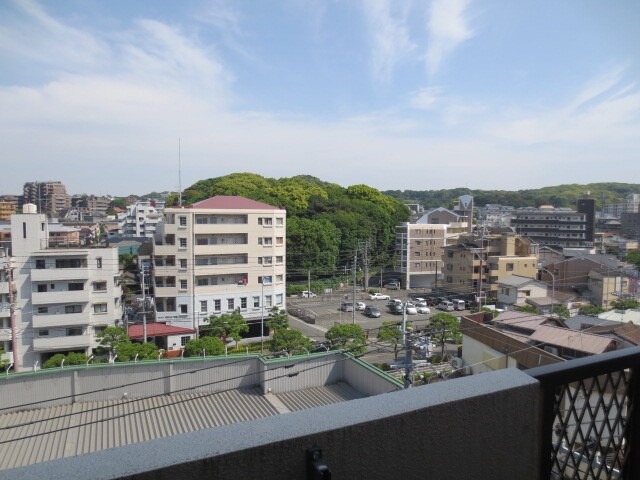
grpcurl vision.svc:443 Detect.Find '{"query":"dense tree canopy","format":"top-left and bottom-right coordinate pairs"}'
top-left (385, 183), bottom-right (640, 210)
top-left (168, 174), bottom-right (410, 275)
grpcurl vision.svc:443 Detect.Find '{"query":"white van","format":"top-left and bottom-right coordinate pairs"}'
top-left (451, 299), bottom-right (466, 311)
top-left (438, 300), bottom-right (454, 311)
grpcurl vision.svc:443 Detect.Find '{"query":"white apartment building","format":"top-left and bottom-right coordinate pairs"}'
top-left (153, 196), bottom-right (286, 331)
top-left (396, 223), bottom-right (447, 289)
top-left (3, 206), bottom-right (122, 371)
top-left (118, 201), bottom-right (163, 237)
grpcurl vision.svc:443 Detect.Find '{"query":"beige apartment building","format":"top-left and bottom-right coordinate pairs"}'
top-left (443, 234), bottom-right (538, 300)
top-left (22, 181), bottom-right (71, 216)
top-left (396, 223), bottom-right (447, 288)
top-left (2, 206), bottom-right (122, 372)
top-left (153, 196), bottom-right (286, 332)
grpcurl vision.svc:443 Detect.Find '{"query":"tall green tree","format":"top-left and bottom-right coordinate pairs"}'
top-left (183, 337), bottom-right (225, 357)
top-left (377, 321), bottom-right (406, 360)
top-left (270, 329), bottom-right (312, 356)
top-left (325, 324), bottom-right (367, 355)
top-left (428, 313), bottom-right (461, 348)
top-left (207, 311), bottom-right (249, 347)
top-left (97, 326), bottom-right (129, 353)
top-left (266, 307), bottom-right (289, 331)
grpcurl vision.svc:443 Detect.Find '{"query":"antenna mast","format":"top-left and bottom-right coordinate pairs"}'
top-left (178, 138), bottom-right (183, 207)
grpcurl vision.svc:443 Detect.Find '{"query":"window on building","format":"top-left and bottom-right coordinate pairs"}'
top-left (506, 263), bottom-right (514, 271)
top-left (228, 298), bottom-right (234, 310)
top-left (200, 300), bottom-right (207, 313)
top-left (96, 257), bottom-right (102, 269)
top-left (93, 303), bottom-right (107, 313)
top-left (179, 216), bottom-right (187, 226)
top-left (265, 295), bottom-right (273, 307)
top-left (180, 259), bottom-right (187, 269)
top-left (67, 328), bottom-right (83, 336)
top-left (276, 256), bottom-right (283, 264)
top-left (214, 299), bottom-right (221, 311)
top-left (180, 279), bottom-right (188, 290)
top-left (35, 259), bottom-right (45, 269)
top-left (259, 237), bottom-right (273, 246)
top-left (181, 336), bottom-right (190, 346)
top-left (37, 307), bottom-right (48, 314)
top-left (180, 304), bottom-right (188, 314)
top-left (68, 282), bottom-right (84, 291)
top-left (258, 257), bottom-right (263, 265)
top-left (197, 278), bottom-right (209, 286)
top-left (276, 237), bottom-right (283, 245)
top-left (263, 256), bottom-right (272, 265)
top-left (39, 329), bottom-right (49, 336)
top-left (179, 238), bottom-right (187, 248)
top-left (37, 284), bottom-right (47, 292)
top-left (253, 296), bottom-right (260, 308)
top-left (276, 217), bottom-right (283, 226)
top-left (56, 258), bottom-right (85, 268)
top-left (259, 276), bottom-right (272, 285)
top-left (93, 281), bottom-right (107, 291)
top-left (276, 294), bottom-right (283, 305)
top-left (415, 252), bottom-right (420, 256)
top-left (276, 274), bottom-right (283, 283)
top-left (241, 297), bottom-right (247, 309)
top-left (66, 304), bottom-right (82, 314)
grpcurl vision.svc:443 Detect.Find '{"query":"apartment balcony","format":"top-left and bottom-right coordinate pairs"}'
top-left (193, 224), bottom-right (249, 234)
top-left (0, 282), bottom-right (8, 294)
top-left (10, 346), bottom-right (640, 479)
top-left (0, 327), bottom-right (12, 341)
top-left (31, 268), bottom-right (90, 282)
top-left (31, 312), bottom-right (90, 329)
top-left (32, 335), bottom-right (91, 352)
top-left (31, 290), bottom-right (90, 305)
top-left (153, 244), bottom-right (177, 255)
top-left (193, 245), bottom-right (249, 255)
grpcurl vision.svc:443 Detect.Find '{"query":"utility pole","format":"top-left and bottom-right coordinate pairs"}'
top-left (402, 304), bottom-right (413, 389)
top-left (308, 269), bottom-right (311, 295)
top-left (3, 251), bottom-right (18, 371)
top-left (361, 240), bottom-right (369, 292)
top-left (352, 250), bottom-right (357, 324)
top-left (141, 264), bottom-right (147, 343)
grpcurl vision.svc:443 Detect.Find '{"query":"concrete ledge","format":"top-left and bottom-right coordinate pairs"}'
top-left (2, 368), bottom-right (541, 480)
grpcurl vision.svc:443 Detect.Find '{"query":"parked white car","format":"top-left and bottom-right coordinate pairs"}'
top-left (299, 291), bottom-right (317, 298)
top-left (416, 305), bottom-right (431, 314)
top-left (405, 303), bottom-right (418, 315)
top-left (355, 302), bottom-right (366, 311)
top-left (369, 292), bottom-right (390, 301)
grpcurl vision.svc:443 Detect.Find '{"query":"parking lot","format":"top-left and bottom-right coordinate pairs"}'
top-left (287, 289), bottom-right (470, 337)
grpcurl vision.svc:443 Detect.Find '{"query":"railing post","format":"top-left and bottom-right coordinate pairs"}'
top-left (537, 382), bottom-right (557, 480)
top-left (626, 366), bottom-right (640, 478)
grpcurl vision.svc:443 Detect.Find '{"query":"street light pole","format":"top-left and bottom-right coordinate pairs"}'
top-left (538, 264), bottom-right (555, 314)
top-left (260, 281), bottom-right (264, 354)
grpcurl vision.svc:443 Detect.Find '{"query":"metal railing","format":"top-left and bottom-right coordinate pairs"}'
top-left (528, 345), bottom-right (640, 479)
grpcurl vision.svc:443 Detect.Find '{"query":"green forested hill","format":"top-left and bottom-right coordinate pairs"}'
top-left (384, 183), bottom-right (640, 210)
top-left (167, 173), bottom-right (410, 276)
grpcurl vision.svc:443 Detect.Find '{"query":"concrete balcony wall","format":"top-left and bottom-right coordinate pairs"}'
top-left (31, 290), bottom-right (90, 305)
top-left (0, 327), bottom-right (12, 341)
top-left (31, 268), bottom-right (90, 282)
top-left (193, 224), bottom-right (250, 234)
top-left (31, 312), bottom-right (89, 329)
top-left (32, 335), bottom-right (91, 352)
top-left (0, 282), bottom-right (8, 294)
top-left (2, 368), bottom-right (541, 480)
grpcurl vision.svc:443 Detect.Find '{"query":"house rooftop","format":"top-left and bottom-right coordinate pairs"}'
top-left (189, 196), bottom-right (284, 211)
top-left (498, 275), bottom-right (545, 288)
top-left (528, 325), bottom-right (616, 355)
top-left (127, 323), bottom-right (196, 339)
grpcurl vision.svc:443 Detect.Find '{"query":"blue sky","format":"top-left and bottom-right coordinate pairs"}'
top-left (1, 0), bottom-right (639, 197)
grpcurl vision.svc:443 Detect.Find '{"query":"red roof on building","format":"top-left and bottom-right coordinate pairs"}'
top-left (128, 323), bottom-right (195, 339)
top-left (190, 195), bottom-right (284, 211)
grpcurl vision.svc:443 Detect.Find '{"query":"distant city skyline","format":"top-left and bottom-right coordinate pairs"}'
top-left (1, 0), bottom-right (639, 196)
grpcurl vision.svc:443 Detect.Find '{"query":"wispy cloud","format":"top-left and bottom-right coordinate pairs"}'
top-left (410, 86), bottom-right (441, 110)
top-left (361, 0), bottom-right (416, 82)
top-left (0, 0), bottom-right (110, 70)
top-left (425, 0), bottom-right (473, 76)
top-left (485, 67), bottom-right (640, 145)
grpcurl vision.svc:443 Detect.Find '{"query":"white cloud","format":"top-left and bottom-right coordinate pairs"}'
top-left (0, 0), bottom-right (110, 70)
top-left (425, 0), bottom-right (473, 76)
top-left (410, 86), bottom-right (441, 110)
top-left (485, 67), bottom-right (640, 145)
top-left (361, 0), bottom-right (416, 82)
